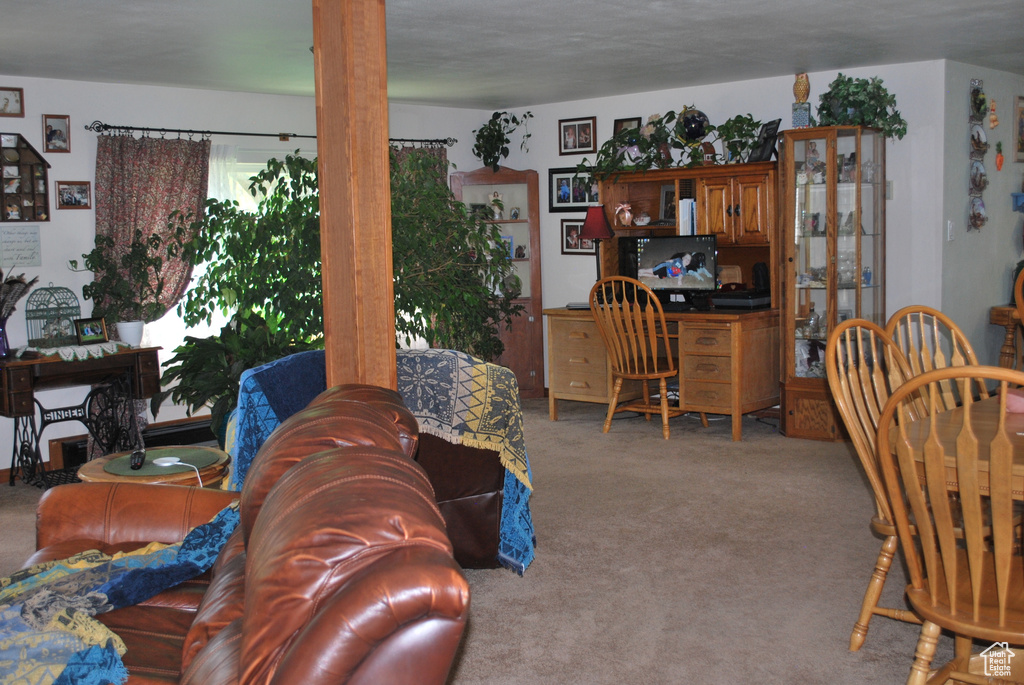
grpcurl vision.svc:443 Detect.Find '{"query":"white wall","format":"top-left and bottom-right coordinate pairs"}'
top-left (941, 63), bottom-right (1024, 366)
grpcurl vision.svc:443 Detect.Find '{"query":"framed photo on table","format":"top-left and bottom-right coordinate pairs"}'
top-left (549, 167), bottom-right (597, 212)
top-left (42, 114), bottom-right (70, 152)
top-left (558, 116), bottom-right (597, 155)
top-left (0, 88), bottom-right (24, 117)
top-left (74, 317), bottom-right (108, 345)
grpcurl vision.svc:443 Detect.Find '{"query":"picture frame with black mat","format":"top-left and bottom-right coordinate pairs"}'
top-left (746, 118), bottom-right (781, 163)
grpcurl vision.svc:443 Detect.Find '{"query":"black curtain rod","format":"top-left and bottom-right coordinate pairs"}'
top-left (84, 120), bottom-right (456, 147)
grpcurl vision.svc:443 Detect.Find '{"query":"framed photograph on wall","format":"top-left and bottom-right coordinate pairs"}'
top-left (1016, 97), bottom-right (1024, 162)
top-left (613, 117), bottom-right (641, 136)
top-left (74, 317), bottom-right (108, 345)
top-left (0, 88), bottom-right (24, 117)
top-left (42, 114), bottom-right (70, 152)
top-left (56, 181), bottom-right (91, 209)
top-left (549, 167), bottom-right (597, 212)
top-left (558, 116), bottom-right (597, 155)
top-left (561, 218), bottom-right (596, 255)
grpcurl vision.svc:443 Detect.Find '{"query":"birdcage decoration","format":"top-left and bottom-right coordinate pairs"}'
top-left (25, 283), bottom-right (80, 348)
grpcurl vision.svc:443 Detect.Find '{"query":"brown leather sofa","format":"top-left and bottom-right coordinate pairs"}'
top-left (25, 385), bottom-right (470, 684)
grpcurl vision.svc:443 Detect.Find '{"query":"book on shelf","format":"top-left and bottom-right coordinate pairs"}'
top-left (678, 199), bottom-right (696, 235)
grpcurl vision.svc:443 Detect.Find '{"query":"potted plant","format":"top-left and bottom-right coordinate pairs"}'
top-left (472, 110), bottom-right (533, 172)
top-left (69, 227), bottom-right (183, 345)
top-left (712, 113), bottom-right (762, 163)
top-left (815, 73), bottom-right (908, 140)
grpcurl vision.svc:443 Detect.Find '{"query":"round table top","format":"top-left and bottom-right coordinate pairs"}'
top-left (77, 445), bottom-right (230, 487)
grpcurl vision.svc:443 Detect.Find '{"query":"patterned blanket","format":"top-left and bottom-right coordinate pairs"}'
top-left (396, 349), bottom-right (535, 573)
top-left (0, 505), bottom-right (239, 685)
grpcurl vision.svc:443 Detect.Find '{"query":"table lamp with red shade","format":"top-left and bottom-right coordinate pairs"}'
top-left (580, 205), bottom-right (615, 281)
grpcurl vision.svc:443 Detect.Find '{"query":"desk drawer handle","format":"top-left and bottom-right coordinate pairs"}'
top-left (696, 363), bottom-right (720, 373)
top-left (569, 331), bottom-right (589, 339)
top-left (568, 356), bottom-right (590, 365)
top-left (696, 336), bottom-right (719, 346)
top-left (569, 380), bottom-right (591, 389)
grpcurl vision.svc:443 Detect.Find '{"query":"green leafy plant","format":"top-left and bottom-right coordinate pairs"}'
top-left (69, 227), bottom-right (184, 324)
top-left (172, 152), bottom-right (323, 343)
top-left (390, 147), bottom-right (522, 360)
top-left (713, 113), bottom-right (762, 163)
top-left (472, 111), bottom-right (533, 172)
top-left (151, 310), bottom-right (316, 440)
top-left (815, 73), bottom-right (908, 140)
top-left (153, 148), bottom-right (521, 430)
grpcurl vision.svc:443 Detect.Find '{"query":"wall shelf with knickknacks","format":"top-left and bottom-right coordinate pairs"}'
top-left (1, 133), bottom-right (50, 222)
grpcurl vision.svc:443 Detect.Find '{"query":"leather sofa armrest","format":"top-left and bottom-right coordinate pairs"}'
top-left (36, 482), bottom-right (239, 550)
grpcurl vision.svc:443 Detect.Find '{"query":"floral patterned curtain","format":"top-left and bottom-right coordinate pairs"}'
top-left (390, 143), bottom-right (448, 177)
top-left (94, 135), bottom-right (211, 319)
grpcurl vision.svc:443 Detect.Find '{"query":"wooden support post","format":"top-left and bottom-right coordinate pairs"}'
top-left (312, 0), bottom-right (397, 389)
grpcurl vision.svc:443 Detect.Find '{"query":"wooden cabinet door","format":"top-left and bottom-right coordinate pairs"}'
top-left (495, 299), bottom-right (544, 397)
top-left (697, 177), bottom-right (732, 243)
top-left (732, 173), bottom-right (771, 245)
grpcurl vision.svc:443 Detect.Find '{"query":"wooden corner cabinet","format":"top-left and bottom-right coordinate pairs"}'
top-left (778, 126), bottom-right (885, 440)
top-left (450, 166), bottom-right (544, 398)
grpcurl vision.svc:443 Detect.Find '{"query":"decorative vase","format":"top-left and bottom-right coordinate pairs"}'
top-left (793, 73), bottom-right (810, 104)
top-left (615, 203), bottom-right (632, 227)
top-left (116, 321), bottom-right (145, 347)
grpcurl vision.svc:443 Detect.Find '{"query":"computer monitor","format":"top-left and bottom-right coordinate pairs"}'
top-left (619, 234), bottom-right (717, 310)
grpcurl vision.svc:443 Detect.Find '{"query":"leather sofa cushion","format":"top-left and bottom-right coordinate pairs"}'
top-left (310, 384), bottom-right (419, 458)
top-left (181, 549), bottom-right (246, 671)
top-left (239, 400), bottom-right (407, 542)
top-left (237, 447), bottom-right (453, 683)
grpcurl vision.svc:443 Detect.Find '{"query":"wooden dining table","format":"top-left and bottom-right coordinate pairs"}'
top-left (897, 395), bottom-right (1024, 499)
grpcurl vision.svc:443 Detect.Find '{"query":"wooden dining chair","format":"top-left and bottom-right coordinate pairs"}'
top-left (589, 276), bottom-right (705, 439)
top-left (1015, 267), bottom-right (1024, 329)
top-left (825, 318), bottom-right (923, 651)
top-left (885, 305), bottom-right (986, 413)
top-left (877, 365), bottom-right (1024, 685)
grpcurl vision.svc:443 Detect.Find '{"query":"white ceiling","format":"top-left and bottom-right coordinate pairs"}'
top-left (0, 0), bottom-right (1022, 109)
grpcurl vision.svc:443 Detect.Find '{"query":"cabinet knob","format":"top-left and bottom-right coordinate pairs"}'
top-left (734, 204), bottom-right (740, 216)
top-left (726, 205), bottom-right (732, 217)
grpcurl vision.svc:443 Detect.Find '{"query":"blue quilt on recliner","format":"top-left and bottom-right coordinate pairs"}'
top-left (225, 349), bottom-right (535, 573)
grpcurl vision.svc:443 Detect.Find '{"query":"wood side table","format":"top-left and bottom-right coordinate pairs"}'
top-left (77, 445), bottom-right (229, 488)
top-left (989, 305), bottom-right (1019, 369)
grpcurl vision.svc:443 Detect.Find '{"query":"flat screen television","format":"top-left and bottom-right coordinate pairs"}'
top-left (619, 234), bottom-right (717, 310)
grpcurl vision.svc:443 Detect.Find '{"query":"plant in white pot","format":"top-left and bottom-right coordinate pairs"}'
top-left (69, 228), bottom-right (180, 345)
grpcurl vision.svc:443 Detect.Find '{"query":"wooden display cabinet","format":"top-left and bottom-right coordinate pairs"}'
top-left (778, 126), bottom-right (885, 440)
top-left (596, 162), bottom-right (777, 304)
top-left (450, 166), bottom-right (544, 398)
top-left (1, 133), bottom-right (50, 222)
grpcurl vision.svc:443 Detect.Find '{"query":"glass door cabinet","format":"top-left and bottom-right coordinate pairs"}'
top-left (779, 126), bottom-right (885, 440)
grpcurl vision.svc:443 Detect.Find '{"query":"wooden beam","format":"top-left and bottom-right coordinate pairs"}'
top-left (312, 0), bottom-right (397, 389)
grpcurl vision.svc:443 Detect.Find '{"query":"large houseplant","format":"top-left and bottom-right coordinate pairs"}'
top-left (815, 73), bottom-right (908, 140)
top-left (472, 110), bottom-right (533, 172)
top-left (69, 227), bottom-right (183, 343)
top-left (153, 148), bottom-right (520, 430)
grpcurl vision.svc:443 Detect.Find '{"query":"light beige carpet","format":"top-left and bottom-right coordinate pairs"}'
top-left (0, 397), bottom-right (955, 684)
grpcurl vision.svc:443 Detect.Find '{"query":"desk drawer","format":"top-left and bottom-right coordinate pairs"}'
top-left (684, 381), bottom-right (732, 409)
top-left (550, 319), bottom-right (604, 354)
top-left (683, 355), bottom-right (731, 382)
top-left (681, 327), bottom-right (731, 356)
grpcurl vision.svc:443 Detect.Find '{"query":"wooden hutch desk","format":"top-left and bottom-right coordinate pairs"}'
top-left (1, 346), bottom-right (161, 486)
top-left (544, 307), bottom-right (779, 441)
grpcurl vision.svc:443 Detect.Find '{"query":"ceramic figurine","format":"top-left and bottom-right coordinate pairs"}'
top-left (793, 73), bottom-right (810, 103)
top-left (615, 203), bottom-right (632, 227)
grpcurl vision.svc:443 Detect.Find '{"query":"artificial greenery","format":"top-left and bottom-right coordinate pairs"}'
top-left (69, 227), bottom-right (184, 324)
top-left (390, 148), bottom-right (521, 360)
top-left (472, 110), bottom-right (533, 172)
top-left (815, 73), bottom-right (908, 140)
top-left (153, 148), bottom-right (520, 427)
top-left (580, 109), bottom-right (763, 179)
top-left (151, 310), bottom-right (316, 440)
